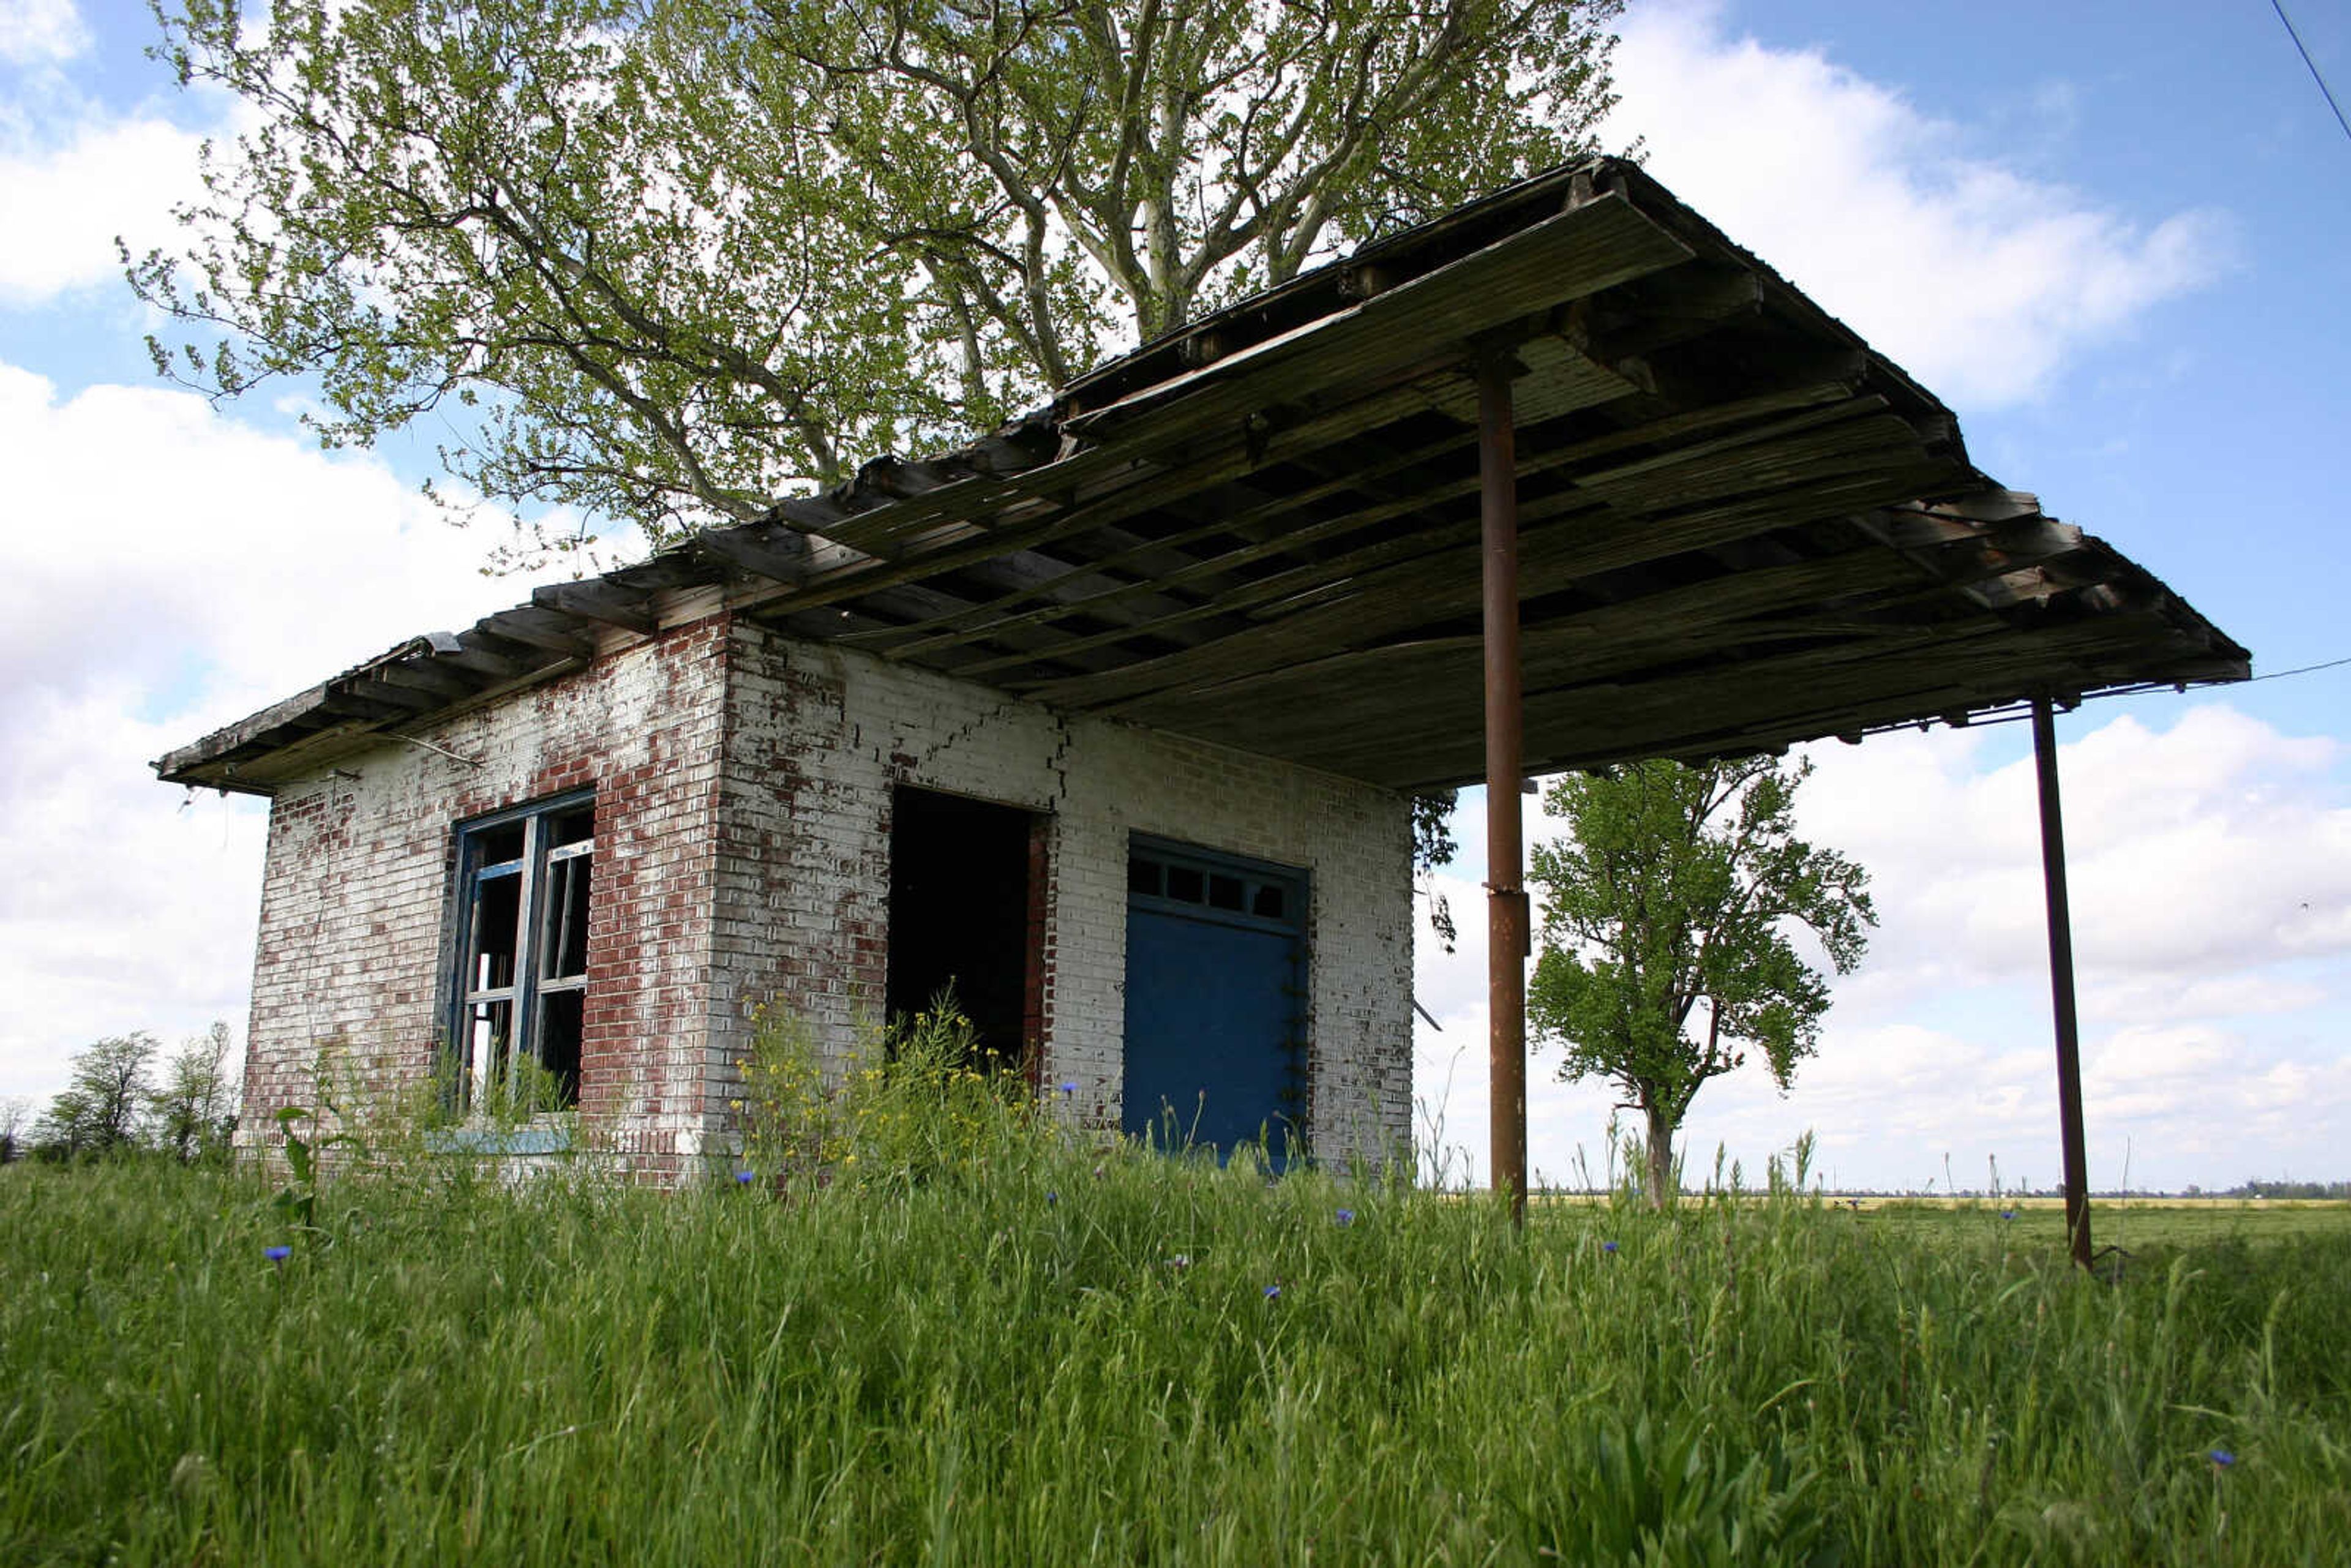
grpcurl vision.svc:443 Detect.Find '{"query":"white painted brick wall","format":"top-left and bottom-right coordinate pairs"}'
top-left (244, 622), bottom-right (733, 1179)
top-left (716, 623), bottom-right (1415, 1167)
top-left (242, 610), bottom-right (1414, 1179)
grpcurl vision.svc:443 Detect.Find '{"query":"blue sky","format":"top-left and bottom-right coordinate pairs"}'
top-left (3, 0), bottom-right (2346, 1189)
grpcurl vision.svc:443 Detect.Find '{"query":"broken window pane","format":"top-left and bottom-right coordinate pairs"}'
top-left (548, 804), bottom-right (594, 851)
top-left (476, 821), bottom-right (526, 869)
top-left (536, 988), bottom-right (583, 1102)
top-left (539, 852), bottom-right (591, 981)
top-left (1166, 865), bottom-right (1204, 904)
top-left (1208, 873), bottom-right (1245, 912)
top-left (468, 868), bottom-right (521, 993)
top-left (451, 792), bottom-right (593, 1115)
top-left (465, 998), bottom-right (512, 1099)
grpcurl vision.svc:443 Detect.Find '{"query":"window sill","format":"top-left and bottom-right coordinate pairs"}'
top-left (422, 1123), bottom-right (575, 1157)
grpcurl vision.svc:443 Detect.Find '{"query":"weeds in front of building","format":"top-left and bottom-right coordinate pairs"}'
top-left (729, 996), bottom-right (1043, 1195)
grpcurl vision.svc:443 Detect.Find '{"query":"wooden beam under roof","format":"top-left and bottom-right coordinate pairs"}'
top-left (692, 522), bottom-right (811, 583)
top-left (373, 659), bottom-right (487, 703)
top-left (880, 387), bottom-right (1900, 674)
top-left (1083, 535), bottom-right (2090, 724)
top-left (481, 606), bottom-right (596, 657)
top-left (858, 422), bottom-right (1488, 659)
top-left (1325, 606), bottom-right (2240, 789)
top-left (1010, 449), bottom-right (1959, 712)
top-left (435, 631), bottom-right (544, 682)
top-left (533, 580), bottom-right (658, 636)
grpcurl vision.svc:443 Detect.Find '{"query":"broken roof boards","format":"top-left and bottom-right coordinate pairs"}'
top-left (157, 156), bottom-right (2248, 796)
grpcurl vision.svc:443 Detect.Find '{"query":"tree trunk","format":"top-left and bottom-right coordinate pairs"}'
top-left (1644, 1101), bottom-right (1676, 1211)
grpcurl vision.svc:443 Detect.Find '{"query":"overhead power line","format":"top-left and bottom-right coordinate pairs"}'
top-left (2240, 653), bottom-right (2351, 685)
top-left (1834, 655), bottom-right (2351, 746)
top-left (2271, 0), bottom-right (2351, 146)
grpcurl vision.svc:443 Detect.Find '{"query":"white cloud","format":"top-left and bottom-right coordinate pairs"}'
top-left (0, 364), bottom-right (541, 726)
top-left (0, 113), bottom-right (206, 306)
top-left (0, 359), bottom-right (558, 1100)
top-left (0, 683), bottom-right (264, 1100)
top-left (1605, 3), bottom-right (2232, 408)
top-left (2081, 1021), bottom-right (2351, 1176)
top-left (1797, 709), bottom-right (2351, 990)
top-left (0, 0), bottom-right (86, 66)
top-left (1414, 707), bottom-right (2351, 1192)
top-left (2083, 971), bottom-right (2329, 1029)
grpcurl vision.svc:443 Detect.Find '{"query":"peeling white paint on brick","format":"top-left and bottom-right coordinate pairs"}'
top-left (242, 612), bottom-right (1412, 1182)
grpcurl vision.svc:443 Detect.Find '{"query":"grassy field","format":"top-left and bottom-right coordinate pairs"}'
top-left (1829, 1196), bottom-right (2351, 1251)
top-left (1511, 1191), bottom-right (2351, 1250)
top-left (4, 1144), bottom-right (2349, 1566)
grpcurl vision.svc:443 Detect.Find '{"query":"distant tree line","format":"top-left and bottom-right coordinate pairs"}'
top-left (0, 1026), bottom-right (240, 1166)
top-left (2197, 1179), bottom-right (2351, 1201)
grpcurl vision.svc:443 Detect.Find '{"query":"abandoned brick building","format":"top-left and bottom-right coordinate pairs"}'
top-left (158, 159), bottom-right (2244, 1182)
top-left (178, 613), bottom-right (1408, 1179)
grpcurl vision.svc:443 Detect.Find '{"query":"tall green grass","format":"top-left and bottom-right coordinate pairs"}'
top-left (4, 1137), bottom-right (2347, 1564)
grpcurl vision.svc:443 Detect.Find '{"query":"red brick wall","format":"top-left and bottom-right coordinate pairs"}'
top-left (239, 610), bottom-right (1414, 1183)
top-left (242, 618), bottom-right (733, 1179)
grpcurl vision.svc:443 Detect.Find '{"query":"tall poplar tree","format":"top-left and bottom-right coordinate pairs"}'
top-left (1528, 757), bottom-right (1875, 1208)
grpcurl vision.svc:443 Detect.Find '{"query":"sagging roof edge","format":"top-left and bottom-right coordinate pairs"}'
top-left (154, 154), bottom-right (2250, 795)
top-left (152, 504), bottom-right (2251, 797)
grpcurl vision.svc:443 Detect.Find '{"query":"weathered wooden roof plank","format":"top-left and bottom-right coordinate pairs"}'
top-left (532, 580), bottom-right (658, 636)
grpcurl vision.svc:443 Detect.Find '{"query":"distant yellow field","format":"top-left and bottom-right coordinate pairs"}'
top-left (1510, 1192), bottom-right (2351, 1211)
top-left (1498, 1191), bottom-right (2351, 1245)
top-left (1820, 1195), bottom-right (2351, 1213)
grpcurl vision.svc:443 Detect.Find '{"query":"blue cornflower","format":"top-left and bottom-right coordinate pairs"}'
top-left (735, 1169), bottom-right (757, 1185)
top-left (1335, 1208), bottom-right (1355, 1226)
top-left (1046, 1191), bottom-right (1059, 1206)
top-left (2210, 1449), bottom-right (2236, 1468)
top-left (1059, 1081), bottom-right (1078, 1095)
top-left (1602, 1240), bottom-right (1618, 1254)
top-left (2001, 1209), bottom-right (2015, 1221)
top-left (264, 1245), bottom-right (291, 1264)
top-left (1263, 1283), bottom-right (1281, 1300)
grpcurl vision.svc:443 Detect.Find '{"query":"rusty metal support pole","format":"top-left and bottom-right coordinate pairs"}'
top-left (1478, 353), bottom-right (1529, 1225)
top-left (2031, 697), bottom-right (2094, 1270)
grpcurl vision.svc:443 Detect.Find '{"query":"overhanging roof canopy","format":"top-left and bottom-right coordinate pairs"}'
top-left (159, 157), bottom-right (2248, 797)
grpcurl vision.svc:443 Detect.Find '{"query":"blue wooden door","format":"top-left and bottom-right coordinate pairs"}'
top-left (1122, 840), bottom-right (1306, 1164)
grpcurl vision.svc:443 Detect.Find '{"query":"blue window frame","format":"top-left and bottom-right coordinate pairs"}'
top-left (449, 790), bottom-right (594, 1111)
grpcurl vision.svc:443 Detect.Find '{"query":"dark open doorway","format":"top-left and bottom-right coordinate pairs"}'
top-left (885, 786), bottom-right (1043, 1074)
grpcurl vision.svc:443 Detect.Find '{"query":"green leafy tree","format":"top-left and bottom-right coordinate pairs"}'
top-left (770, 0), bottom-right (1623, 371)
top-left (1413, 787), bottom-right (1461, 949)
top-left (1528, 757), bottom-right (1874, 1208)
top-left (150, 1022), bottom-right (242, 1164)
top-left (131, 0), bottom-right (1621, 549)
top-left (32, 1033), bottom-right (163, 1158)
top-left (133, 0), bottom-right (943, 548)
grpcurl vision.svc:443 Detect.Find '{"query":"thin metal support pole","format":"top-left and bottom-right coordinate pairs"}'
top-left (1478, 353), bottom-right (1528, 1226)
top-left (2031, 697), bottom-right (2094, 1270)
